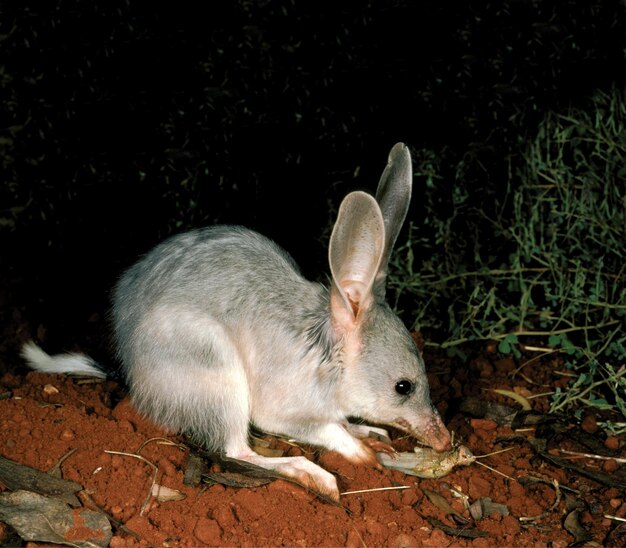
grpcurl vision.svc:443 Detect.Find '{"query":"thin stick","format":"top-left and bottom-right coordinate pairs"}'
top-left (341, 485), bottom-right (411, 496)
top-left (559, 449), bottom-right (626, 464)
top-left (527, 391), bottom-right (556, 399)
top-left (520, 345), bottom-right (555, 353)
top-left (136, 437), bottom-right (185, 454)
top-left (605, 515), bottom-right (626, 523)
top-left (105, 450), bottom-right (159, 515)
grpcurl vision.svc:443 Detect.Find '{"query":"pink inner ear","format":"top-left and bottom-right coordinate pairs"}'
top-left (342, 280), bottom-right (367, 317)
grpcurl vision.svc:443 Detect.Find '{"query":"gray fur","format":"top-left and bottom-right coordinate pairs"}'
top-left (23, 143), bottom-right (451, 499)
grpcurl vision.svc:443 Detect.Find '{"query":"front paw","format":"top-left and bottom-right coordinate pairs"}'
top-left (347, 423), bottom-right (392, 444)
top-left (343, 440), bottom-right (382, 469)
top-left (362, 437), bottom-right (396, 455)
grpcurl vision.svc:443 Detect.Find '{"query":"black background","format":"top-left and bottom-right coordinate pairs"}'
top-left (1, 0), bottom-right (624, 356)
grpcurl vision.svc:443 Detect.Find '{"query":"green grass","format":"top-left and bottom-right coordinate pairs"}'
top-left (390, 86), bottom-right (626, 428)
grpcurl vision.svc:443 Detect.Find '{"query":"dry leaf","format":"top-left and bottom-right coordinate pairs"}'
top-left (183, 453), bottom-right (209, 486)
top-left (564, 509), bottom-right (593, 544)
top-left (151, 484), bottom-right (186, 502)
top-left (491, 389), bottom-right (532, 410)
top-left (204, 472), bottom-right (273, 488)
top-left (422, 489), bottom-right (465, 520)
top-left (469, 497), bottom-right (510, 520)
top-left (458, 397), bottom-right (519, 426)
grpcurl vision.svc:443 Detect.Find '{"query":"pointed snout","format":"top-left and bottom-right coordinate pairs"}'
top-left (428, 428), bottom-right (452, 452)
top-left (394, 409), bottom-right (452, 453)
top-left (420, 412), bottom-right (452, 452)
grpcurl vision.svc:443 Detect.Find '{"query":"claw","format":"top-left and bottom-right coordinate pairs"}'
top-left (362, 438), bottom-right (396, 455)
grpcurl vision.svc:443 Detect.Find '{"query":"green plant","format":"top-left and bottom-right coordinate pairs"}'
top-left (389, 86), bottom-right (626, 424)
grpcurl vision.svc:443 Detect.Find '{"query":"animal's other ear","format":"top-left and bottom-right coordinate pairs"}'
top-left (373, 143), bottom-right (412, 296)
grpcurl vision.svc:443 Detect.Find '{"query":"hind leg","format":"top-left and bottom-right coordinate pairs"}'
top-left (126, 311), bottom-right (254, 453)
top-left (225, 441), bottom-right (340, 500)
top-left (130, 313), bottom-right (341, 499)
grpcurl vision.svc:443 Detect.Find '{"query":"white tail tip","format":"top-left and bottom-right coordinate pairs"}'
top-left (21, 341), bottom-right (107, 379)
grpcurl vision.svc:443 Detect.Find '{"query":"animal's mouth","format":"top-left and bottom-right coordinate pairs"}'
top-left (390, 416), bottom-right (452, 453)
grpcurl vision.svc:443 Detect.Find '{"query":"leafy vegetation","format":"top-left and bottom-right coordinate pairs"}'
top-left (390, 86), bottom-right (626, 426)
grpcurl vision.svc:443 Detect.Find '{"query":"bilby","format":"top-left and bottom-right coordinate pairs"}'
top-left (22, 143), bottom-right (451, 500)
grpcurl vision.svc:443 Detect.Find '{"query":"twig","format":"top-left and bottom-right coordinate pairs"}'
top-left (527, 391), bottom-right (556, 399)
top-left (559, 449), bottom-right (626, 464)
top-left (605, 515), bottom-right (626, 523)
top-left (341, 485), bottom-right (411, 496)
top-left (104, 450), bottom-right (159, 515)
top-left (136, 437), bottom-right (186, 454)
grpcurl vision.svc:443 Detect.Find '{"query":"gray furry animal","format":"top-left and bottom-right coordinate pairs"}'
top-left (22, 143), bottom-right (451, 500)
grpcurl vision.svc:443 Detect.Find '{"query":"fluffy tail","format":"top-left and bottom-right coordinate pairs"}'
top-left (21, 341), bottom-right (107, 379)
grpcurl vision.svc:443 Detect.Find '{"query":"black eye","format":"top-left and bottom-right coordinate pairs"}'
top-left (395, 379), bottom-right (414, 395)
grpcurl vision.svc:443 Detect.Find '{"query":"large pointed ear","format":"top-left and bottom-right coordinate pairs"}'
top-left (328, 191), bottom-right (385, 333)
top-left (373, 142), bottom-right (413, 294)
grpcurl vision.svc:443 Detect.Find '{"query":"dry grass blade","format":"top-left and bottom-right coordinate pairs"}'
top-left (136, 437), bottom-right (186, 454)
top-left (605, 515), bottom-right (626, 523)
top-left (341, 485), bottom-right (410, 496)
top-left (490, 389), bottom-right (532, 410)
top-left (104, 450), bottom-right (158, 516)
top-left (559, 449), bottom-right (626, 464)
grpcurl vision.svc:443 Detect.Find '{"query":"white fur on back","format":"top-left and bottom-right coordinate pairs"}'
top-left (20, 341), bottom-right (107, 379)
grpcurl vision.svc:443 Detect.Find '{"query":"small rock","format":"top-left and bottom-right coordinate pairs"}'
top-left (602, 458), bottom-right (619, 474)
top-left (194, 517), bottom-right (222, 545)
top-left (581, 414), bottom-right (597, 434)
top-left (393, 532), bottom-right (419, 548)
top-left (485, 341), bottom-right (498, 354)
top-left (109, 505), bottom-right (123, 519)
top-left (60, 429), bottom-right (75, 441)
top-left (470, 418), bottom-right (498, 431)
